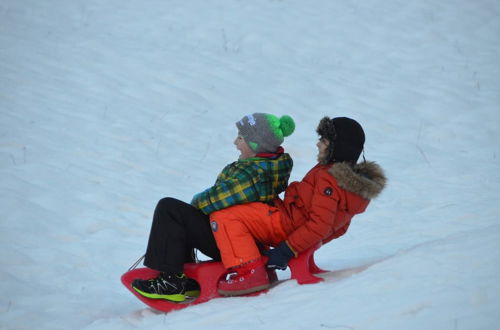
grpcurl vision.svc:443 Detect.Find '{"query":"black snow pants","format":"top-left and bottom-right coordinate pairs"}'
top-left (143, 197), bottom-right (221, 274)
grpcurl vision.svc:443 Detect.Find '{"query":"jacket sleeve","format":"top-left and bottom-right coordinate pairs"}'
top-left (286, 171), bottom-right (340, 253)
top-left (191, 165), bottom-right (262, 215)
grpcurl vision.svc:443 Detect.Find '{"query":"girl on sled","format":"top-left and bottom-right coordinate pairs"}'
top-left (210, 116), bottom-right (387, 296)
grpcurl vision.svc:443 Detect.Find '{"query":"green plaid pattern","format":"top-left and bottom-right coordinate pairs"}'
top-left (191, 153), bottom-right (293, 215)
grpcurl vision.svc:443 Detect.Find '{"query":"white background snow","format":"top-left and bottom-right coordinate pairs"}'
top-left (1, 0), bottom-right (499, 329)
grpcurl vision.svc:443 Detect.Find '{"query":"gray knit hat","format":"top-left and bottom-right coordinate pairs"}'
top-left (236, 113), bottom-right (295, 153)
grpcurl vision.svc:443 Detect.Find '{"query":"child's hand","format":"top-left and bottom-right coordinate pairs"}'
top-left (263, 241), bottom-right (295, 270)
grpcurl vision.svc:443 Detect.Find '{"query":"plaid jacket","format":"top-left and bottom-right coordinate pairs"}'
top-left (191, 153), bottom-right (293, 215)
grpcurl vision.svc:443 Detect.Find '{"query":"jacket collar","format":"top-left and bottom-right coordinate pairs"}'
top-left (328, 161), bottom-right (387, 199)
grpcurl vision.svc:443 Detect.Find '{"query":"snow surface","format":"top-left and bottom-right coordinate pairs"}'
top-left (1, 0), bottom-right (499, 329)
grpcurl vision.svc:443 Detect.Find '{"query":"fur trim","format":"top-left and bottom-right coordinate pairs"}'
top-left (329, 161), bottom-right (387, 200)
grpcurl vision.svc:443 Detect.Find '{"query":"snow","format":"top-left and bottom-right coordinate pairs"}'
top-left (1, 0), bottom-right (499, 329)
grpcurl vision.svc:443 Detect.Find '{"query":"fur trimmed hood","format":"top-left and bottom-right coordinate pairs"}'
top-left (329, 161), bottom-right (386, 200)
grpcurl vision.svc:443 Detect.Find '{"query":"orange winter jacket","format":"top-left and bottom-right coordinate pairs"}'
top-left (275, 161), bottom-right (386, 253)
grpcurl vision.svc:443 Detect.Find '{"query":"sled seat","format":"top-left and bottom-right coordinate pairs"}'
top-left (179, 241), bottom-right (328, 300)
top-left (183, 241), bottom-right (327, 295)
top-left (183, 260), bottom-right (226, 303)
top-left (122, 242), bottom-right (328, 312)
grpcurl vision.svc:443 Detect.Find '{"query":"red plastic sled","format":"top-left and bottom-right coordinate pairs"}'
top-left (121, 242), bottom-right (327, 313)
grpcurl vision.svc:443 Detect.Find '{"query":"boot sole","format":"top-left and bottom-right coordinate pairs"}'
top-left (218, 283), bottom-right (271, 297)
top-left (132, 287), bottom-right (186, 302)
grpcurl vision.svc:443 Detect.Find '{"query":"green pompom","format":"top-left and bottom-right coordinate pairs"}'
top-left (279, 115), bottom-right (295, 137)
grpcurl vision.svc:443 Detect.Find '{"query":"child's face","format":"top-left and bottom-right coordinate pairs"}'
top-left (234, 135), bottom-right (256, 159)
top-left (316, 137), bottom-right (330, 163)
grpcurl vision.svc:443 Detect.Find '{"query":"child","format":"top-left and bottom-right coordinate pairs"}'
top-left (131, 113), bottom-right (295, 302)
top-left (210, 117), bottom-right (387, 296)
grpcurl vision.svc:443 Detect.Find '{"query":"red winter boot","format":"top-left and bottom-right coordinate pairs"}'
top-left (218, 257), bottom-right (271, 296)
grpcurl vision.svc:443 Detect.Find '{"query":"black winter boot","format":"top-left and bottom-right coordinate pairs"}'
top-left (185, 277), bottom-right (201, 298)
top-left (132, 273), bottom-right (195, 302)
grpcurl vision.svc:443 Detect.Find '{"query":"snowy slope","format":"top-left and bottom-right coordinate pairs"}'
top-left (1, 0), bottom-right (499, 329)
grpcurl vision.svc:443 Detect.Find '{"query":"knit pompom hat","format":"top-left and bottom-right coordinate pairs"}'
top-left (236, 113), bottom-right (295, 153)
top-left (316, 116), bottom-right (365, 164)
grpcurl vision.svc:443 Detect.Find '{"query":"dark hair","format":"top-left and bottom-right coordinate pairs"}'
top-left (316, 117), bottom-right (337, 164)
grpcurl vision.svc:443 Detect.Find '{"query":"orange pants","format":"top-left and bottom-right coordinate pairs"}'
top-left (209, 202), bottom-right (288, 268)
